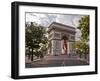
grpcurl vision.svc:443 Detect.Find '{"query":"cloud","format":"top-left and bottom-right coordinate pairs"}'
top-left (26, 13), bottom-right (87, 40)
top-left (26, 13), bottom-right (54, 27)
top-left (26, 13), bottom-right (83, 28)
top-left (26, 13), bottom-right (57, 27)
top-left (55, 14), bottom-right (83, 27)
top-left (26, 13), bottom-right (41, 24)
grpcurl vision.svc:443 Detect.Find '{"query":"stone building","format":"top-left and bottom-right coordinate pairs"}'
top-left (47, 22), bottom-right (76, 56)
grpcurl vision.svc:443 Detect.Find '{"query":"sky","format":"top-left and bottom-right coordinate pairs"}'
top-left (25, 12), bottom-right (86, 40)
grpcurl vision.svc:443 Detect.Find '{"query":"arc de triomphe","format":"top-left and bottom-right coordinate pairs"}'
top-left (48, 22), bottom-right (76, 56)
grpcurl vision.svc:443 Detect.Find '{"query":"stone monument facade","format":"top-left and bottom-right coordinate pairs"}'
top-left (48, 22), bottom-right (76, 56)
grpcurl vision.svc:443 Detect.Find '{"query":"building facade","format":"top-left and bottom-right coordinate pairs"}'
top-left (48, 22), bottom-right (76, 56)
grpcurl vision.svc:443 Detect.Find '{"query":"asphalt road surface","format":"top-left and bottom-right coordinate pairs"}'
top-left (25, 55), bottom-right (89, 68)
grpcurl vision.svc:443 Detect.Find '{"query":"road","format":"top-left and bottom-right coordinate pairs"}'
top-left (25, 54), bottom-right (89, 68)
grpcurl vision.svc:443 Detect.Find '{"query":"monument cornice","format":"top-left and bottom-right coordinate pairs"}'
top-left (48, 22), bottom-right (76, 34)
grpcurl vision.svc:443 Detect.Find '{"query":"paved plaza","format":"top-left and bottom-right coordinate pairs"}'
top-left (25, 54), bottom-right (89, 68)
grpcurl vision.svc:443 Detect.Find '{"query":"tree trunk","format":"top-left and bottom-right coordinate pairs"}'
top-left (79, 51), bottom-right (82, 58)
top-left (28, 47), bottom-right (31, 60)
top-left (79, 54), bottom-right (81, 58)
top-left (31, 48), bottom-right (34, 61)
top-left (84, 54), bottom-right (87, 59)
top-left (84, 50), bottom-right (87, 59)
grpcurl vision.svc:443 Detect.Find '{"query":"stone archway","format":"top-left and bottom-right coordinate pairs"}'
top-left (61, 35), bottom-right (68, 54)
top-left (47, 22), bottom-right (76, 56)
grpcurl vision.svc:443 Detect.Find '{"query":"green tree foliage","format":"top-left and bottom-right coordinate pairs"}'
top-left (76, 16), bottom-right (89, 58)
top-left (78, 16), bottom-right (89, 42)
top-left (75, 41), bottom-right (89, 58)
top-left (25, 22), bottom-right (48, 61)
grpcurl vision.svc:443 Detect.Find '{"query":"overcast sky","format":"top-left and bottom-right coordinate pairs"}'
top-left (25, 12), bottom-right (87, 41)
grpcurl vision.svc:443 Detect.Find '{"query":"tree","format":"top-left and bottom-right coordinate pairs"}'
top-left (25, 22), bottom-right (48, 61)
top-left (75, 41), bottom-right (89, 58)
top-left (76, 16), bottom-right (89, 59)
top-left (78, 16), bottom-right (89, 42)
